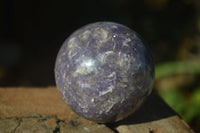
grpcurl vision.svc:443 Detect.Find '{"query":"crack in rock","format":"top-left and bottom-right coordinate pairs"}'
top-left (53, 119), bottom-right (62, 133)
top-left (12, 118), bottom-right (22, 133)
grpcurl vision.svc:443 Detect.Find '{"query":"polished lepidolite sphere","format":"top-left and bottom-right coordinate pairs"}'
top-left (55, 22), bottom-right (154, 123)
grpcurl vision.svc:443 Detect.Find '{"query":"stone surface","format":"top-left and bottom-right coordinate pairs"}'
top-left (0, 118), bottom-right (20, 133)
top-left (116, 116), bottom-right (194, 133)
top-left (0, 87), bottom-right (114, 133)
top-left (0, 87), bottom-right (72, 120)
top-left (14, 117), bottom-right (56, 133)
top-left (0, 116), bottom-right (114, 133)
top-left (59, 115), bottom-right (114, 133)
top-left (0, 87), bottom-right (194, 133)
top-left (55, 22), bottom-right (154, 123)
top-left (111, 92), bottom-right (195, 133)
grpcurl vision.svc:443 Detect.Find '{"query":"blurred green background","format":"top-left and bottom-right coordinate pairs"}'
top-left (0, 0), bottom-right (200, 131)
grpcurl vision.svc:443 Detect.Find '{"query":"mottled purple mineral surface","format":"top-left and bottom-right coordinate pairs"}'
top-left (55, 22), bottom-right (154, 123)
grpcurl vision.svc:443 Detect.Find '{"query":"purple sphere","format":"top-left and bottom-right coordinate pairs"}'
top-left (55, 22), bottom-right (154, 123)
